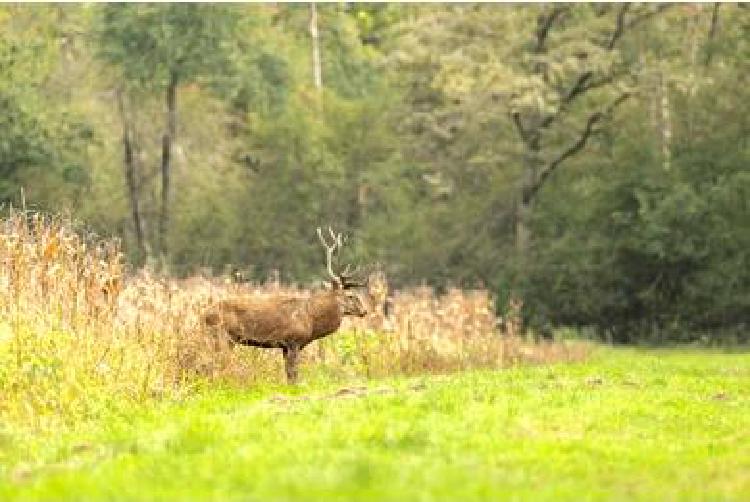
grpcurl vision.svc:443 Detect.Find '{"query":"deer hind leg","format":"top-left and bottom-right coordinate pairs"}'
top-left (212, 329), bottom-right (234, 353)
top-left (282, 345), bottom-right (300, 384)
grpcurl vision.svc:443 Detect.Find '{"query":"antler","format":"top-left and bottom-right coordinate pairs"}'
top-left (338, 263), bottom-right (364, 286)
top-left (317, 226), bottom-right (339, 284)
top-left (316, 226), bottom-right (365, 288)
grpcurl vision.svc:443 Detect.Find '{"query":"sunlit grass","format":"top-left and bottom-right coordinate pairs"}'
top-left (1, 348), bottom-right (748, 501)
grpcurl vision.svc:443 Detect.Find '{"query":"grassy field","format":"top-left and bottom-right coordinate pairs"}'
top-left (2, 347), bottom-right (749, 501)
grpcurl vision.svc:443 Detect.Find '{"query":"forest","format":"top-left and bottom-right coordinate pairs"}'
top-left (1, 3), bottom-right (748, 343)
top-left (2, 5), bottom-right (750, 501)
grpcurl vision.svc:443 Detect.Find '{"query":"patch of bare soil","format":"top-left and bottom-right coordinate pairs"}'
top-left (268, 382), bottom-right (427, 404)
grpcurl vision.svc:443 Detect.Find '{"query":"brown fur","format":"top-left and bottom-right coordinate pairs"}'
top-left (202, 286), bottom-right (368, 383)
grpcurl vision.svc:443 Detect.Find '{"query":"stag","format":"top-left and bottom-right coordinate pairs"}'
top-left (202, 227), bottom-right (369, 383)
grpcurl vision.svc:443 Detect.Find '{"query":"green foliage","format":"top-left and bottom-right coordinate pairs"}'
top-left (0, 13), bottom-right (90, 206)
top-left (96, 4), bottom-right (239, 89)
top-left (522, 58), bottom-right (750, 341)
top-left (0, 4), bottom-right (748, 341)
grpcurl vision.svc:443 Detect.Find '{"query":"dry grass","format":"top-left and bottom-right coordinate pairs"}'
top-left (0, 210), bottom-right (587, 430)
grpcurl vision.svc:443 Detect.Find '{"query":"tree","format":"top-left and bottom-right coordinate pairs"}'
top-left (509, 5), bottom-right (674, 253)
top-left (0, 5), bottom-right (91, 207)
top-left (522, 5), bottom-right (750, 341)
top-left (114, 87), bottom-right (147, 258)
top-left (391, 5), bottom-right (670, 260)
top-left (96, 4), bottom-right (239, 260)
top-left (309, 3), bottom-right (322, 90)
top-left (3, 3), bottom-right (749, 343)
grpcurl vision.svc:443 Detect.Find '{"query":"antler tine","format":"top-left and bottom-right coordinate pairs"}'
top-left (339, 263), bottom-right (366, 288)
top-left (317, 227), bottom-right (338, 282)
top-left (317, 226), bottom-right (361, 286)
top-left (317, 227), bottom-right (331, 250)
top-left (327, 226), bottom-right (344, 251)
top-left (340, 263), bottom-right (362, 277)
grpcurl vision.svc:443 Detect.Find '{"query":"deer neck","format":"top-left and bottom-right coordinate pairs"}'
top-left (309, 290), bottom-right (342, 338)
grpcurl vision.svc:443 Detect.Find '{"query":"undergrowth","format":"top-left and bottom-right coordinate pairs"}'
top-left (0, 209), bottom-right (586, 433)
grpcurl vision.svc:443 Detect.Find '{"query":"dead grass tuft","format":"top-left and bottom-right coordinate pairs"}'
top-left (0, 209), bottom-right (587, 430)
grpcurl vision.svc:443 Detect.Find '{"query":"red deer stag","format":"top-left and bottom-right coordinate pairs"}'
top-left (202, 227), bottom-right (369, 383)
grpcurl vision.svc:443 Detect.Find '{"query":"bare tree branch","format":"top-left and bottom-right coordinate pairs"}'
top-left (512, 111), bottom-right (531, 147)
top-left (515, 11), bottom-right (568, 137)
top-left (535, 5), bottom-right (568, 53)
top-left (525, 92), bottom-right (631, 203)
top-left (607, 3), bottom-right (632, 50)
top-left (541, 72), bottom-right (620, 130)
top-left (536, 3), bottom-right (669, 131)
top-left (563, 72), bottom-right (593, 103)
top-left (560, 3), bottom-right (632, 103)
top-left (532, 5), bottom-right (569, 84)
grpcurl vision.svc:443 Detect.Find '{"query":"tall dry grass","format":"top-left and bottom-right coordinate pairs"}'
top-left (0, 210), bottom-right (586, 430)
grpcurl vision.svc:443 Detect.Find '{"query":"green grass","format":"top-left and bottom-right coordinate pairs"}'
top-left (2, 347), bottom-right (749, 501)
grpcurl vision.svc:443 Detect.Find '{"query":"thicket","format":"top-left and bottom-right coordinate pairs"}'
top-left (0, 209), bottom-right (582, 432)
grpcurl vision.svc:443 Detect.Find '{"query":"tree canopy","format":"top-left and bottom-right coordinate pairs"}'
top-left (1, 3), bottom-right (748, 342)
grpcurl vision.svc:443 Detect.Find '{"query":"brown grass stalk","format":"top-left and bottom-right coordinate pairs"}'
top-left (0, 209), bottom-right (587, 430)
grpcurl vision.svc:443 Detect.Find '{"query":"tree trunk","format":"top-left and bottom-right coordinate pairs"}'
top-left (115, 87), bottom-right (147, 261)
top-left (704, 3), bottom-right (721, 68)
top-left (659, 69), bottom-right (671, 171)
top-left (515, 195), bottom-right (532, 256)
top-left (310, 3), bottom-right (322, 90)
top-left (515, 147), bottom-right (541, 257)
top-left (159, 71), bottom-right (177, 259)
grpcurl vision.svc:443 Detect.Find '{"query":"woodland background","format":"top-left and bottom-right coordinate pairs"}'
top-left (1, 3), bottom-right (748, 343)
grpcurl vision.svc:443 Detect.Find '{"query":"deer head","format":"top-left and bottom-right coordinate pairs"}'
top-left (317, 226), bottom-right (368, 317)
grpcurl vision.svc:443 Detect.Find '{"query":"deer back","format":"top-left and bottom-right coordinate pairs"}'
top-left (203, 295), bottom-right (313, 347)
top-left (203, 227), bottom-right (372, 348)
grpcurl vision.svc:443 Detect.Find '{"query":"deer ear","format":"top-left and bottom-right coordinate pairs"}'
top-left (323, 278), bottom-right (341, 290)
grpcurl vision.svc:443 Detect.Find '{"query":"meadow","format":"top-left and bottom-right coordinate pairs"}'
top-left (2, 349), bottom-right (749, 501)
top-left (1, 211), bottom-right (748, 501)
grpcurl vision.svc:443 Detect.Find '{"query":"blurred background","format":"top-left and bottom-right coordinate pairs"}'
top-left (1, 3), bottom-right (748, 344)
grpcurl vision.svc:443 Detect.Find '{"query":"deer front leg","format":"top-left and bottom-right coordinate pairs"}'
top-left (282, 345), bottom-right (300, 384)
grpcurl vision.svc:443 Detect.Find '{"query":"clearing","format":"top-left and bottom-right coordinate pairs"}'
top-left (2, 347), bottom-right (749, 501)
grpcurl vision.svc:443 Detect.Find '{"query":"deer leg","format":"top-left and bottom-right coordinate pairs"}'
top-left (282, 345), bottom-right (300, 384)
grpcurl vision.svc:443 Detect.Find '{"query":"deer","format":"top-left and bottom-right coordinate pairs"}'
top-left (202, 227), bottom-right (370, 384)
